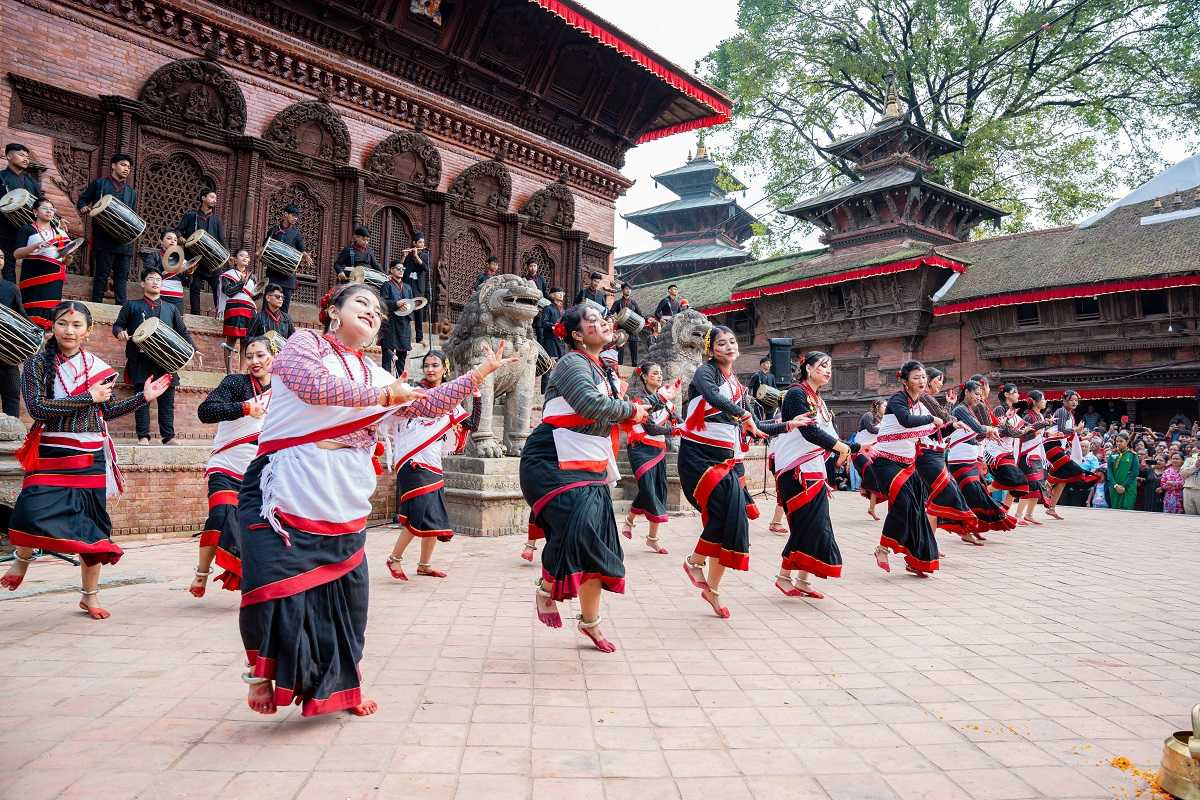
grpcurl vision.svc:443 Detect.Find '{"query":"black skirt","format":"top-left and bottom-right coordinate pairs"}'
top-left (9, 435), bottom-right (122, 566)
top-left (395, 463), bottom-right (453, 541)
top-left (19, 255), bottom-right (66, 330)
top-left (520, 424), bottom-right (624, 601)
top-left (1044, 440), bottom-right (1103, 487)
top-left (949, 460), bottom-right (1016, 532)
top-left (777, 469), bottom-right (841, 578)
top-left (678, 438), bottom-right (756, 570)
top-left (852, 450), bottom-right (882, 500)
top-left (199, 471), bottom-right (242, 590)
top-left (872, 456), bottom-right (939, 573)
top-left (988, 452), bottom-right (1030, 497)
top-left (628, 440), bottom-right (669, 523)
top-left (915, 450), bottom-right (978, 535)
top-left (1018, 450), bottom-right (1049, 505)
top-left (238, 454), bottom-right (368, 717)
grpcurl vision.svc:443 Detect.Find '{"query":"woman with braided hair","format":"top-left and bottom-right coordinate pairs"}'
top-left (1, 301), bottom-right (171, 618)
top-left (989, 383), bottom-right (1031, 511)
top-left (947, 380), bottom-right (1015, 540)
top-left (679, 326), bottom-right (784, 618)
top-left (1016, 389), bottom-right (1055, 524)
top-left (522, 303), bottom-right (647, 653)
top-left (238, 283), bottom-right (513, 717)
top-left (620, 361), bottom-right (680, 555)
top-left (917, 367), bottom-right (979, 542)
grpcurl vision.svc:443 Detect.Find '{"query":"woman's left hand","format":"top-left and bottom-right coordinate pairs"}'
top-left (478, 340), bottom-right (521, 376)
top-left (143, 374), bottom-right (173, 402)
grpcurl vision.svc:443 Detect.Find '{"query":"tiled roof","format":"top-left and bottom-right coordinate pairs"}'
top-left (624, 195), bottom-right (740, 218)
top-left (731, 246), bottom-right (926, 292)
top-left (934, 195), bottom-right (1200, 305)
top-left (630, 257), bottom-right (795, 313)
top-left (780, 167), bottom-right (1006, 218)
top-left (615, 241), bottom-right (750, 267)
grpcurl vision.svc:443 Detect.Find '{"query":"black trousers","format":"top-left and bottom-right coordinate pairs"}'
top-left (618, 339), bottom-right (638, 365)
top-left (1, 246), bottom-right (15, 284)
top-left (134, 379), bottom-right (176, 442)
top-left (381, 347), bottom-right (408, 376)
top-left (189, 270), bottom-right (220, 315)
top-left (91, 250), bottom-right (132, 304)
top-left (0, 363), bottom-right (19, 417)
top-left (266, 272), bottom-right (295, 314)
top-left (404, 276), bottom-right (427, 342)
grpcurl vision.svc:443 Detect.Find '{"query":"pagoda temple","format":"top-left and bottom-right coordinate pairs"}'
top-left (616, 136), bottom-right (755, 285)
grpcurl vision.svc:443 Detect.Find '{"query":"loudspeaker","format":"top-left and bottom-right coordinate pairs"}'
top-left (768, 337), bottom-right (794, 386)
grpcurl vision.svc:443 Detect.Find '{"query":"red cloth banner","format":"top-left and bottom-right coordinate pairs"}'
top-left (934, 275), bottom-right (1200, 316)
top-left (731, 256), bottom-right (965, 302)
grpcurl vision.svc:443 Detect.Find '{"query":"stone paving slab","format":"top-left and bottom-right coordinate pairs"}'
top-left (0, 499), bottom-right (1197, 799)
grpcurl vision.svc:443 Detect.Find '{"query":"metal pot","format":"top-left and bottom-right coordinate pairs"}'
top-left (1160, 704), bottom-right (1200, 799)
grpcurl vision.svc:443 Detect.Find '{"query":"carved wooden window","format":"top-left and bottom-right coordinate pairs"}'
top-left (267, 184), bottom-right (323, 305)
top-left (832, 365), bottom-right (862, 393)
top-left (1073, 297), bottom-right (1100, 321)
top-left (1015, 303), bottom-right (1040, 327)
top-left (445, 228), bottom-right (492, 310)
top-left (370, 206), bottom-right (413, 269)
top-left (140, 153), bottom-right (212, 251)
top-left (726, 308), bottom-right (755, 346)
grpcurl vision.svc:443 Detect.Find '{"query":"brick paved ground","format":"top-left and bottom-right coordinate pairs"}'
top-left (0, 500), bottom-right (1196, 799)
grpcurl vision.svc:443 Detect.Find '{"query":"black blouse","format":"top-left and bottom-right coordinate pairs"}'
top-left (198, 374), bottom-right (267, 423)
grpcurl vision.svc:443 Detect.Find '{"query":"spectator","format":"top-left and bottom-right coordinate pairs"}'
top-left (1141, 458), bottom-right (1164, 513)
top-left (1170, 412), bottom-right (1192, 430)
top-left (1162, 454), bottom-right (1184, 514)
top-left (1090, 465), bottom-right (1108, 508)
top-left (1181, 449), bottom-right (1200, 515)
top-left (475, 255), bottom-right (500, 289)
top-left (1082, 404), bottom-right (1103, 430)
top-left (522, 257), bottom-right (549, 299)
top-left (746, 356), bottom-right (776, 418)
top-left (400, 232), bottom-right (430, 343)
top-left (1106, 434), bottom-right (1139, 510)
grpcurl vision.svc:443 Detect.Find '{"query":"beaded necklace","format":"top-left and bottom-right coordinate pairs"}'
top-left (54, 350), bottom-right (89, 399)
top-left (324, 334), bottom-right (368, 384)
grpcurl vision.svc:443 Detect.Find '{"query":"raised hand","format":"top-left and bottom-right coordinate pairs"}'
top-left (384, 380), bottom-right (425, 406)
top-left (479, 340), bottom-right (521, 376)
top-left (88, 380), bottom-right (113, 403)
top-left (143, 374), bottom-right (173, 402)
top-left (245, 400), bottom-right (266, 419)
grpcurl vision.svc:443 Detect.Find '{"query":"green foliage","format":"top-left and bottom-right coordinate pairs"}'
top-left (703, 0), bottom-right (1200, 250)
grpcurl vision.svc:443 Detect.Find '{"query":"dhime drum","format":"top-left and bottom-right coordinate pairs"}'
top-left (0, 188), bottom-right (36, 228)
top-left (611, 306), bottom-right (645, 338)
top-left (131, 317), bottom-right (195, 374)
top-left (162, 244), bottom-right (201, 276)
top-left (581, 298), bottom-right (607, 317)
top-left (259, 238), bottom-right (303, 276)
top-left (535, 346), bottom-right (553, 377)
top-left (183, 229), bottom-right (230, 273)
top-left (756, 383), bottom-right (782, 411)
top-left (88, 195), bottom-right (146, 245)
top-left (0, 304), bottom-right (44, 365)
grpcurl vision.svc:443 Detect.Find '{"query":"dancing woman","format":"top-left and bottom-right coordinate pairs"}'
top-left (1045, 389), bottom-right (1102, 510)
top-left (772, 352), bottom-right (855, 599)
top-left (947, 380), bottom-right (1014, 541)
top-left (12, 198), bottom-right (70, 329)
top-left (852, 399), bottom-right (885, 521)
top-left (239, 283), bottom-right (508, 717)
top-left (2, 301), bottom-right (171, 617)
top-left (916, 368), bottom-right (978, 539)
top-left (871, 361), bottom-right (942, 577)
top-left (1016, 390), bottom-right (1055, 525)
top-left (386, 349), bottom-right (483, 580)
top-left (621, 362), bottom-right (679, 555)
top-left (218, 249), bottom-right (256, 374)
top-left (988, 383), bottom-right (1031, 509)
top-left (190, 336), bottom-right (276, 598)
top-left (679, 326), bottom-right (768, 618)
top-left (521, 303), bottom-right (647, 653)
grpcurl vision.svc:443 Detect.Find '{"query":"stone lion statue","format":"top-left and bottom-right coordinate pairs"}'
top-left (645, 308), bottom-right (712, 416)
top-left (447, 274), bottom-right (546, 458)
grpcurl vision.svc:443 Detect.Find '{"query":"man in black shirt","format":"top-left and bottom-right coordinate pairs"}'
top-left (607, 284), bottom-right (643, 365)
top-left (522, 256), bottom-right (549, 299)
top-left (654, 283), bottom-right (682, 320)
top-left (474, 255), bottom-right (500, 289)
top-left (113, 264), bottom-right (195, 445)
top-left (78, 153), bottom-right (137, 305)
top-left (246, 283), bottom-right (296, 342)
top-left (0, 143), bottom-right (43, 284)
top-left (264, 204), bottom-right (307, 314)
top-left (536, 287), bottom-right (565, 393)
top-left (746, 357), bottom-right (777, 418)
top-left (176, 188), bottom-right (225, 315)
top-left (401, 232), bottom-right (430, 343)
top-left (334, 226), bottom-right (380, 284)
top-left (574, 272), bottom-right (609, 307)
top-left (0, 251), bottom-right (25, 417)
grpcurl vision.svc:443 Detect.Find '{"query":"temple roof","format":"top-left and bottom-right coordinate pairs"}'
top-left (820, 115), bottom-right (962, 165)
top-left (630, 256), bottom-right (793, 313)
top-left (729, 245), bottom-right (958, 301)
top-left (934, 186), bottom-right (1200, 313)
top-left (651, 155), bottom-right (748, 197)
top-left (780, 165), bottom-right (1007, 220)
top-left (614, 241), bottom-right (750, 268)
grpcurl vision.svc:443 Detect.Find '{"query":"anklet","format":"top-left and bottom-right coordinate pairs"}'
top-left (241, 669), bottom-right (270, 685)
top-left (577, 614), bottom-right (602, 629)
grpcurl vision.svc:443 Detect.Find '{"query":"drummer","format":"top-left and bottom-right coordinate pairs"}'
top-left (334, 226), bottom-right (380, 284)
top-left (264, 204), bottom-right (306, 313)
top-left (176, 189), bottom-right (225, 316)
top-left (113, 264), bottom-right (194, 445)
top-left (380, 259), bottom-right (414, 376)
top-left (141, 230), bottom-right (186, 308)
top-left (78, 153), bottom-right (137, 305)
top-left (607, 283), bottom-right (642, 365)
top-left (0, 250), bottom-right (26, 417)
top-left (1, 143), bottom-right (43, 283)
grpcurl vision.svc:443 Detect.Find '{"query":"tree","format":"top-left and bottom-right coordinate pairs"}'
top-left (703, 0), bottom-right (1200, 252)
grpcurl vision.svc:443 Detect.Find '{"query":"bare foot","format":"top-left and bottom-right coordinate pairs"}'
top-left (700, 587), bottom-right (730, 619)
top-left (867, 505), bottom-right (881, 521)
top-left (682, 557), bottom-right (708, 589)
top-left (1, 558), bottom-right (30, 591)
top-left (645, 536), bottom-right (668, 555)
top-left (535, 584), bottom-right (562, 628)
top-left (78, 591), bottom-right (111, 620)
top-left (349, 699), bottom-right (379, 716)
top-left (247, 681), bottom-right (277, 714)
top-left (416, 564), bottom-right (447, 578)
top-left (768, 522), bottom-right (787, 535)
top-left (577, 618), bottom-right (617, 653)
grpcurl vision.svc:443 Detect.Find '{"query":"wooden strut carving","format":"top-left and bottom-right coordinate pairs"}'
top-left (137, 57), bottom-right (247, 132)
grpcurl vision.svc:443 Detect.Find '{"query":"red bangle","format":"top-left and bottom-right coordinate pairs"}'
top-left (242, 401), bottom-right (251, 415)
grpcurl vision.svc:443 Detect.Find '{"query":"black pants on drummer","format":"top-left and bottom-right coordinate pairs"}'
top-left (0, 364), bottom-right (19, 417)
top-left (135, 379), bottom-right (176, 443)
top-left (189, 270), bottom-right (220, 315)
top-left (91, 250), bottom-right (132, 305)
top-left (381, 348), bottom-right (408, 376)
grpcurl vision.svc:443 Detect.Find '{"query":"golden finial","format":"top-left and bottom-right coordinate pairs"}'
top-left (883, 70), bottom-right (903, 119)
top-left (695, 131), bottom-right (709, 160)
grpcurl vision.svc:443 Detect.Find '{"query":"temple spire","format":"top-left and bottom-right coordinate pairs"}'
top-left (882, 69), bottom-right (903, 119)
top-left (694, 131), bottom-right (709, 161)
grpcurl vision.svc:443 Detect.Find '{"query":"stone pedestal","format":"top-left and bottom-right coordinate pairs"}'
top-left (443, 455), bottom-right (527, 537)
top-left (0, 414), bottom-right (27, 551)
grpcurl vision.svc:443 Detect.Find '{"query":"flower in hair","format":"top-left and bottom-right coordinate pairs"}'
top-left (317, 286), bottom-right (338, 326)
top-left (552, 320), bottom-right (567, 340)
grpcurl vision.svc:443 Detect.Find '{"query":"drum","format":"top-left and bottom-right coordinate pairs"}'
top-left (88, 195), bottom-right (145, 245)
top-left (131, 317), bottom-right (195, 374)
top-left (756, 383), bottom-right (782, 411)
top-left (161, 244), bottom-right (198, 276)
top-left (259, 238), bottom-right (303, 276)
top-left (58, 238), bottom-right (85, 261)
top-left (183, 229), bottom-right (230, 273)
top-left (0, 303), bottom-right (44, 366)
top-left (535, 346), bottom-right (553, 377)
top-left (0, 188), bottom-right (36, 228)
top-left (262, 329), bottom-right (287, 354)
top-left (611, 306), bottom-right (645, 337)
top-left (361, 268), bottom-right (388, 289)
